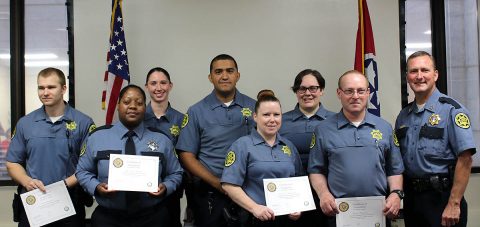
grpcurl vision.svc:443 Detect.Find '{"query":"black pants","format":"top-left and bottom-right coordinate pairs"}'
top-left (322, 215), bottom-right (392, 227)
top-left (190, 180), bottom-right (229, 227)
top-left (164, 189), bottom-right (182, 227)
top-left (404, 189), bottom-right (467, 227)
top-left (91, 203), bottom-right (169, 227)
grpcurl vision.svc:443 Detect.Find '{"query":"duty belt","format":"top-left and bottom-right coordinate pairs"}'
top-left (406, 175), bottom-right (452, 192)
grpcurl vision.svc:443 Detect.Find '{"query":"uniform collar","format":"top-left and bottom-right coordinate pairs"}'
top-left (115, 121), bottom-right (146, 140)
top-left (206, 89), bottom-right (247, 110)
top-left (251, 129), bottom-right (286, 146)
top-left (33, 102), bottom-right (74, 123)
top-left (408, 88), bottom-right (441, 114)
top-left (336, 110), bottom-right (376, 129)
top-left (145, 102), bottom-right (174, 123)
top-left (291, 103), bottom-right (330, 121)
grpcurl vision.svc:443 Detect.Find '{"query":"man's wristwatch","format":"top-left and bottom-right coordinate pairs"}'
top-left (390, 189), bottom-right (405, 200)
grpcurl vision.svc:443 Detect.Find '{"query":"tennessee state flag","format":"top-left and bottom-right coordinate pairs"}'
top-left (354, 0), bottom-right (380, 116)
top-left (102, 0), bottom-right (131, 124)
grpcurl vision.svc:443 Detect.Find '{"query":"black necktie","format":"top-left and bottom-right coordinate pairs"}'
top-left (125, 130), bottom-right (136, 155)
top-left (125, 131), bottom-right (138, 211)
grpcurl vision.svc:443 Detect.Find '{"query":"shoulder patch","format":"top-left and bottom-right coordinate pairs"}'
top-left (455, 113), bottom-right (470, 129)
top-left (88, 124), bottom-right (97, 134)
top-left (309, 133), bottom-right (316, 149)
top-left (80, 143), bottom-right (86, 156)
top-left (393, 130), bottom-right (400, 147)
top-left (89, 124), bottom-right (113, 136)
top-left (225, 151), bottom-right (236, 167)
top-left (439, 97), bottom-right (461, 109)
top-left (181, 114), bottom-right (189, 128)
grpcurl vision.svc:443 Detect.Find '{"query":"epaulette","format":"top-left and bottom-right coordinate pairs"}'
top-left (89, 124), bottom-right (113, 136)
top-left (146, 126), bottom-right (170, 138)
top-left (439, 97), bottom-right (461, 109)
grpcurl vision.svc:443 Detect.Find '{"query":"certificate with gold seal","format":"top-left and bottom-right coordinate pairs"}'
top-left (108, 154), bottom-right (159, 192)
top-left (335, 196), bottom-right (385, 227)
top-left (263, 176), bottom-right (316, 216)
top-left (20, 180), bottom-right (76, 227)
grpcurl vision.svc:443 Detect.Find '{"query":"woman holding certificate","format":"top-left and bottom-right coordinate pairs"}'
top-left (76, 85), bottom-right (183, 227)
top-left (221, 90), bottom-right (304, 227)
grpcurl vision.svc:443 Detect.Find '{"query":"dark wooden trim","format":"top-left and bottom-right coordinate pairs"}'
top-left (10, 0), bottom-right (25, 129)
top-left (430, 0), bottom-right (448, 94)
top-left (399, 0), bottom-right (408, 108)
top-left (66, 0), bottom-right (75, 107)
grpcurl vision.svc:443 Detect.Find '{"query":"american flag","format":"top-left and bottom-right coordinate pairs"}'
top-left (354, 0), bottom-right (380, 116)
top-left (102, 0), bottom-right (130, 124)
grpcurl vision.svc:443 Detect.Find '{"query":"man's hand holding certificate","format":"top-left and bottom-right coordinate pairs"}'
top-left (263, 176), bottom-right (316, 216)
top-left (20, 180), bottom-right (76, 227)
top-left (335, 196), bottom-right (386, 227)
top-left (108, 154), bottom-right (159, 192)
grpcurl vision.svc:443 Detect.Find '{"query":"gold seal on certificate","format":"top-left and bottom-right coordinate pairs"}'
top-left (339, 202), bottom-right (349, 212)
top-left (113, 158), bottom-right (123, 168)
top-left (263, 176), bottom-right (316, 216)
top-left (25, 195), bottom-right (36, 205)
top-left (108, 154), bottom-right (159, 192)
top-left (375, 223), bottom-right (380, 227)
top-left (267, 182), bottom-right (277, 192)
top-left (20, 181), bottom-right (76, 227)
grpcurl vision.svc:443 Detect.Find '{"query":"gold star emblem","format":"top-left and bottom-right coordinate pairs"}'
top-left (281, 146), bottom-right (291, 156)
top-left (170, 125), bottom-right (180, 137)
top-left (428, 114), bottom-right (441, 126)
top-left (66, 121), bottom-right (77, 131)
top-left (241, 108), bottom-right (252, 117)
top-left (370, 129), bottom-right (383, 140)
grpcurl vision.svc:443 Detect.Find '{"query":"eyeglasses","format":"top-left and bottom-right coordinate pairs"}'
top-left (340, 88), bottom-right (368, 96)
top-left (297, 86), bottom-right (321, 94)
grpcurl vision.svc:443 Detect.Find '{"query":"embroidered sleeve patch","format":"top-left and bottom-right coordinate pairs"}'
top-left (309, 133), bottom-right (316, 149)
top-left (80, 143), bottom-right (87, 156)
top-left (225, 151), bottom-right (236, 167)
top-left (393, 131), bottom-right (400, 147)
top-left (181, 114), bottom-right (189, 128)
top-left (88, 124), bottom-right (97, 133)
top-left (455, 113), bottom-right (470, 129)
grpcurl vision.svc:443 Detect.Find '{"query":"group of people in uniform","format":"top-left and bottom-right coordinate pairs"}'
top-left (5, 51), bottom-right (476, 227)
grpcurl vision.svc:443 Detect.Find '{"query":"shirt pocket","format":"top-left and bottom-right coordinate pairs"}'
top-left (95, 150), bottom-right (122, 182)
top-left (418, 126), bottom-right (448, 160)
top-left (141, 151), bottom-right (164, 180)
